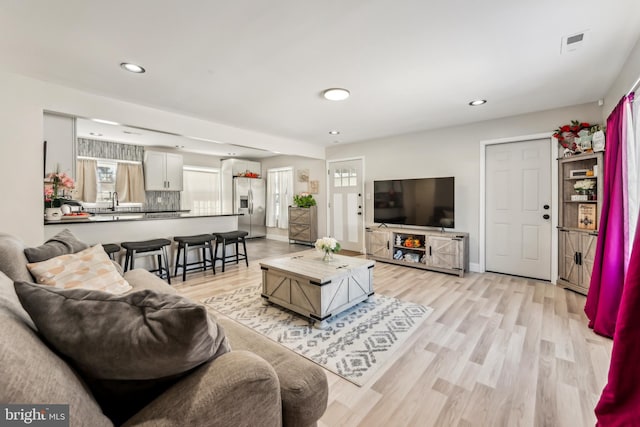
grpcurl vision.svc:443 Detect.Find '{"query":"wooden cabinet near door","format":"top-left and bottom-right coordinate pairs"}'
top-left (288, 206), bottom-right (318, 245)
top-left (558, 230), bottom-right (597, 294)
top-left (557, 152), bottom-right (603, 295)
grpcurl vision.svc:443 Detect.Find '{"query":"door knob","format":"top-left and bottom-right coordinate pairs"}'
top-left (543, 214), bottom-right (550, 220)
top-left (543, 204), bottom-right (550, 210)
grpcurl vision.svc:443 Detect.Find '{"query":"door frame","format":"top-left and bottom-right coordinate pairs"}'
top-left (326, 156), bottom-right (366, 253)
top-left (479, 133), bottom-right (559, 283)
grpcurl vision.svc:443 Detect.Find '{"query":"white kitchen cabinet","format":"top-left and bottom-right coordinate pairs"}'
top-left (144, 151), bottom-right (183, 191)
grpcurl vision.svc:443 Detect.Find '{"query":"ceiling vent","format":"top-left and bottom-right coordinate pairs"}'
top-left (561, 31), bottom-right (587, 54)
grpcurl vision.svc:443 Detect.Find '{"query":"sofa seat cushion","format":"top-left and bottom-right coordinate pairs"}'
top-left (23, 228), bottom-right (89, 263)
top-left (0, 273), bottom-right (112, 426)
top-left (218, 317), bottom-right (328, 427)
top-left (14, 282), bottom-right (231, 424)
top-left (124, 268), bottom-right (178, 295)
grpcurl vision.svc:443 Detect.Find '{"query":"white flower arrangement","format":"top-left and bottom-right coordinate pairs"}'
top-left (314, 237), bottom-right (341, 253)
top-left (574, 179), bottom-right (596, 191)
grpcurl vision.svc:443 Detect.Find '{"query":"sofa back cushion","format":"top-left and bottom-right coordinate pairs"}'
top-left (0, 272), bottom-right (112, 426)
top-left (23, 228), bottom-right (89, 263)
top-left (0, 233), bottom-right (32, 283)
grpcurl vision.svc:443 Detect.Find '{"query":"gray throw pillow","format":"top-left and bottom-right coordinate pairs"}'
top-left (23, 229), bottom-right (89, 263)
top-left (13, 281), bottom-right (230, 424)
top-left (14, 281), bottom-right (229, 379)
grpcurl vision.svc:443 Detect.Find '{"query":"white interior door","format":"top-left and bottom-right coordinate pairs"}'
top-left (485, 139), bottom-right (551, 280)
top-left (328, 159), bottom-right (364, 252)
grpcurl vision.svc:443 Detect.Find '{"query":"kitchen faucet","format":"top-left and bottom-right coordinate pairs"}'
top-left (111, 191), bottom-right (119, 211)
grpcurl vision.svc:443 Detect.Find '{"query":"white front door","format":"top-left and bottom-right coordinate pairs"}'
top-left (328, 159), bottom-right (364, 252)
top-left (485, 139), bottom-right (551, 280)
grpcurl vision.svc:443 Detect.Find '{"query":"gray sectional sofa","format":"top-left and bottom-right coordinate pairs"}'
top-left (0, 232), bottom-right (328, 426)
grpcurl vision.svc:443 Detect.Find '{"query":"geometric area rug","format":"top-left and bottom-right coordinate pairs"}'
top-left (203, 285), bottom-right (433, 386)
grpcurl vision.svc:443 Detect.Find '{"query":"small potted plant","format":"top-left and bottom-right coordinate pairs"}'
top-left (293, 193), bottom-right (316, 208)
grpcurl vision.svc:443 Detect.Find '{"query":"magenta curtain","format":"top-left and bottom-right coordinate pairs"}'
top-left (595, 211), bottom-right (640, 426)
top-left (585, 95), bottom-right (630, 337)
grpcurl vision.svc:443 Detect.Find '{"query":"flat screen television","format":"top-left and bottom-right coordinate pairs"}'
top-left (373, 177), bottom-right (455, 228)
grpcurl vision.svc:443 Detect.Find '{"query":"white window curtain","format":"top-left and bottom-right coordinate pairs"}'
top-left (181, 167), bottom-right (221, 214)
top-left (266, 167), bottom-right (293, 229)
top-left (74, 159), bottom-right (97, 202)
top-left (116, 162), bottom-right (146, 203)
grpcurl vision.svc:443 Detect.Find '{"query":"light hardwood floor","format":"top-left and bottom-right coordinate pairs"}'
top-left (173, 239), bottom-right (612, 427)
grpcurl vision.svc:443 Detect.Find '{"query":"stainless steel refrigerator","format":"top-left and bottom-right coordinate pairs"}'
top-left (233, 177), bottom-right (266, 238)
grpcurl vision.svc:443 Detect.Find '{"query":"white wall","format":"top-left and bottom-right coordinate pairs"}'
top-left (603, 36), bottom-right (640, 119)
top-left (0, 70), bottom-right (322, 246)
top-left (326, 102), bottom-right (604, 266)
top-left (260, 155), bottom-right (327, 240)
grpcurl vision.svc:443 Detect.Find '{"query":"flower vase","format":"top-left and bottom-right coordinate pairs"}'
top-left (322, 250), bottom-right (333, 262)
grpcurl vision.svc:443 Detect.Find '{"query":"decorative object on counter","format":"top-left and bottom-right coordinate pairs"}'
top-left (592, 128), bottom-right (606, 152)
top-left (553, 120), bottom-right (604, 156)
top-left (237, 171), bottom-right (260, 178)
top-left (314, 236), bottom-right (341, 261)
top-left (44, 169), bottom-right (75, 208)
top-left (293, 192), bottom-right (316, 208)
top-left (44, 208), bottom-right (63, 221)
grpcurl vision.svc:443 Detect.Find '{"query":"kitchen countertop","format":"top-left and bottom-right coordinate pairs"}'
top-left (44, 211), bottom-right (242, 225)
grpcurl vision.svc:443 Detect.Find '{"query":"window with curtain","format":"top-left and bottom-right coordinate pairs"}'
top-left (266, 167), bottom-right (293, 229)
top-left (181, 166), bottom-right (221, 214)
top-left (115, 162), bottom-right (145, 203)
top-left (74, 158), bottom-right (97, 202)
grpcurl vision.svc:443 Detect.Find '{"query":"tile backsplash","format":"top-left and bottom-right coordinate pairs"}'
top-left (145, 191), bottom-right (181, 211)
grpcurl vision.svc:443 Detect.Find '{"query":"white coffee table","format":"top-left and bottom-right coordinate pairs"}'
top-left (260, 250), bottom-right (375, 328)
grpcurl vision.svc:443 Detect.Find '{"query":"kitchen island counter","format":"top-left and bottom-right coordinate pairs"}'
top-left (45, 212), bottom-right (241, 225)
top-left (44, 212), bottom-right (243, 249)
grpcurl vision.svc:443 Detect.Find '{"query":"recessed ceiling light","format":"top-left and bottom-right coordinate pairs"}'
top-left (120, 62), bottom-right (146, 73)
top-left (175, 145), bottom-right (185, 149)
top-left (323, 88), bottom-right (350, 101)
top-left (329, 130), bottom-right (340, 135)
top-left (469, 99), bottom-right (487, 106)
top-left (89, 132), bottom-right (103, 137)
top-left (92, 118), bottom-right (119, 126)
top-left (228, 152), bottom-right (236, 156)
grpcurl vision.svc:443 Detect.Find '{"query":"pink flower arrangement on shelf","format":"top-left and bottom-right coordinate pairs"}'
top-left (44, 170), bottom-right (75, 208)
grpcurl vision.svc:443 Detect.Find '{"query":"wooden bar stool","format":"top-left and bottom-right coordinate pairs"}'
top-left (121, 239), bottom-right (172, 284)
top-left (102, 243), bottom-right (121, 261)
top-left (212, 231), bottom-right (249, 272)
top-left (173, 234), bottom-right (215, 281)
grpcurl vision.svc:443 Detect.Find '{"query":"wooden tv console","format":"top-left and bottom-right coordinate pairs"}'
top-left (365, 226), bottom-right (469, 277)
